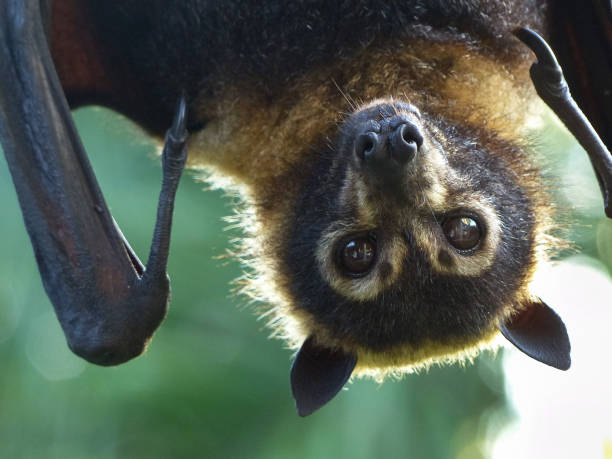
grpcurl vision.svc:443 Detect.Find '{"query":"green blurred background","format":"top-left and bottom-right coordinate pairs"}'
top-left (0, 107), bottom-right (609, 459)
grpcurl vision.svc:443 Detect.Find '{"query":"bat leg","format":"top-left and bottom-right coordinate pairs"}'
top-left (144, 95), bottom-right (188, 283)
top-left (514, 27), bottom-right (612, 218)
top-left (0, 0), bottom-right (188, 366)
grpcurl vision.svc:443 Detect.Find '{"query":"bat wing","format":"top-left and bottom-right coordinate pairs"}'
top-left (548, 0), bottom-right (612, 151)
top-left (50, 0), bottom-right (175, 134)
top-left (0, 0), bottom-right (187, 365)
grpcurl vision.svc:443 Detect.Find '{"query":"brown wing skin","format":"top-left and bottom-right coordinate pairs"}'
top-left (49, 0), bottom-right (173, 135)
top-left (50, 0), bottom-right (115, 108)
top-left (548, 0), bottom-right (612, 151)
top-left (0, 0), bottom-right (188, 366)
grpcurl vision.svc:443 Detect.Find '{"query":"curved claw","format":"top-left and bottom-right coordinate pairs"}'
top-left (0, 0), bottom-right (188, 366)
top-left (515, 27), bottom-right (560, 69)
top-left (161, 95), bottom-right (189, 175)
top-left (515, 27), bottom-right (612, 218)
top-left (514, 27), bottom-right (569, 101)
top-left (170, 94), bottom-right (188, 142)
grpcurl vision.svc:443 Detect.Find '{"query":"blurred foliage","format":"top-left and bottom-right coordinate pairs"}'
top-left (0, 105), bottom-right (602, 458)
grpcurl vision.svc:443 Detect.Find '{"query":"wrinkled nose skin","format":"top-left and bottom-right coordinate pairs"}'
top-left (353, 114), bottom-right (424, 189)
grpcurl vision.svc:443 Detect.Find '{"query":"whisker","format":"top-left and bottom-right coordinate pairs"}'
top-left (331, 78), bottom-right (357, 111)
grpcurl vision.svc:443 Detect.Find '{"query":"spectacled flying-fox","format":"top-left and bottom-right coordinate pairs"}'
top-left (0, 0), bottom-right (610, 415)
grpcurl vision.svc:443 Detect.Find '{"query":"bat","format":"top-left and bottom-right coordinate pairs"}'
top-left (0, 0), bottom-right (610, 416)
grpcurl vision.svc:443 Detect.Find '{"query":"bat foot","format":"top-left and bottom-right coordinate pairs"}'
top-left (163, 94), bottom-right (189, 174)
top-left (514, 27), bottom-right (569, 102)
top-left (515, 26), bottom-right (612, 220)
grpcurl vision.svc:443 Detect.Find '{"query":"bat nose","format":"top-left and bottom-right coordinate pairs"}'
top-left (354, 120), bottom-right (423, 168)
top-left (392, 123), bottom-right (423, 163)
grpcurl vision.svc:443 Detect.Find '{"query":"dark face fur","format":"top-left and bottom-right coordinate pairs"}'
top-left (283, 100), bottom-right (538, 369)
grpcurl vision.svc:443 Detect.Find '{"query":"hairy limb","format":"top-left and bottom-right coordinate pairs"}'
top-left (515, 27), bottom-right (612, 218)
top-left (0, 0), bottom-right (187, 365)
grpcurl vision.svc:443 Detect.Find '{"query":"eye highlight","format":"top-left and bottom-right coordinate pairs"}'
top-left (442, 216), bottom-right (482, 252)
top-left (337, 234), bottom-right (377, 277)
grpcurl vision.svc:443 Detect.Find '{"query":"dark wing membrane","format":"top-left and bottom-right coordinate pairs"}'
top-left (50, 0), bottom-right (179, 135)
top-left (548, 0), bottom-right (612, 151)
top-left (49, 0), bottom-right (115, 108)
top-left (0, 0), bottom-right (187, 366)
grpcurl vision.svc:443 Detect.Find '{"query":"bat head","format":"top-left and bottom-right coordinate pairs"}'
top-left (277, 99), bottom-right (570, 415)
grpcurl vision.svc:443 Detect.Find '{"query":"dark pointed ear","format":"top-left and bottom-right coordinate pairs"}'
top-left (500, 298), bottom-right (571, 370)
top-left (290, 336), bottom-right (357, 417)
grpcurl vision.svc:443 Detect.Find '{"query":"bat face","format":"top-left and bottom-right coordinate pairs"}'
top-left (275, 94), bottom-right (572, 415)
top-left (281, 99), bottom-right (543, 371)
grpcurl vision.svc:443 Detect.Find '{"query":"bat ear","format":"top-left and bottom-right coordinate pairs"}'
top-left (500, 298), bottom-right (571, 370)
top-left (290, 336), bottom-right (357, 417)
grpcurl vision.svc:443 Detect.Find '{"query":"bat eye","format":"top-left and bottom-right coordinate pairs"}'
top-left (338, 234), bottom-right (377, 277)
top-left (442, 216), bottom-right (482, 251)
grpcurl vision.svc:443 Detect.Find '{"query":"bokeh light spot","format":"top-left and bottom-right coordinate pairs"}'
top-left (25, 311), bottom-right (86, 381)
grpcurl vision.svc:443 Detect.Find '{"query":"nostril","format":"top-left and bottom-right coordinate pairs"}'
top-left (391, 123), bottom-right (423, 164)
top-left (354, 132), bottom-right (379, 160)
top-left (399, 123), bottom-right (424, 148)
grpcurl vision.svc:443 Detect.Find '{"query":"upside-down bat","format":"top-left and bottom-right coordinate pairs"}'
top-left (0, 0), bottom-right (610, 416)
